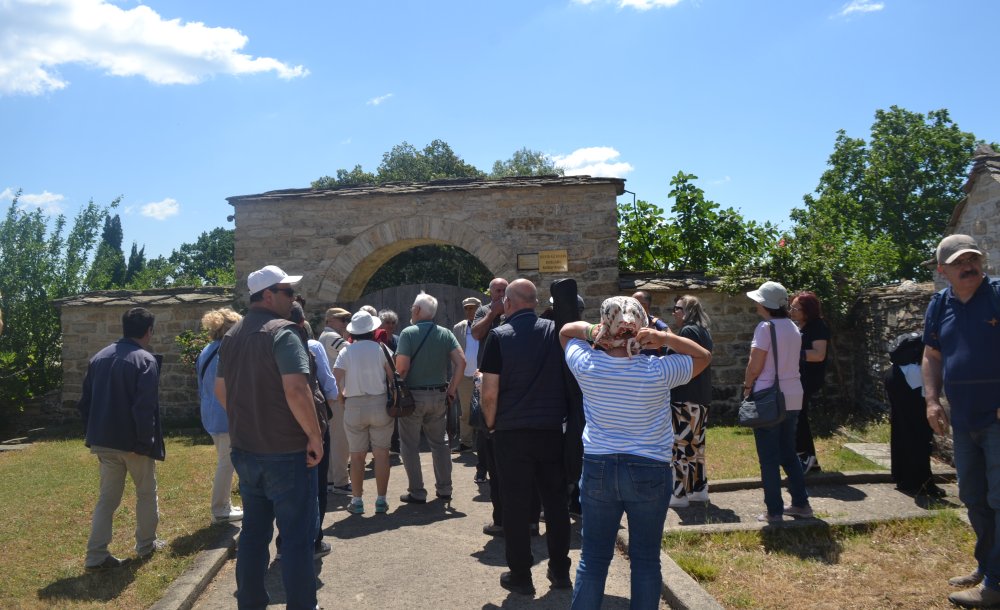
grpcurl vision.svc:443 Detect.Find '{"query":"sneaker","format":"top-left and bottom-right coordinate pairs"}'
top-left (950, 570), bottom-right (984, 588)
top-left (783, 504), bottom-right (814, 518)
top-left (330, 483), bottom-right (352, 495)
top-left (375, 498), bottom-right (389, 514)
top-left (399, 493), bottom-right (426, 504)
top-left (483, 522), bottom-right (504, 536)
top-left (547, 567), bottom-right (572, 590)
top-left (474, 474), bottom-right (488, 484)
top-left (314, 541), bottom-right (332, 559)
top-left (137, 539), bottom-right (167, 559)
top-left (85, 555), bottom-right (125, 571)
top-left (688, 486), bottom-right (710, 503)
top-left (756, 513), bottom-right (782, 523)
top-left (348, 500), bottom-right (364, 514)
top-left (800, 455), bottom-right (819, 474)
top-left (213, 507), bottom-right (244, 523)
top-left (948, 585), bottom-right (1000, 608)
top-left (669, 493), bottom-right (689, 508)
top-left (500, 571), bottom-right (535, 596)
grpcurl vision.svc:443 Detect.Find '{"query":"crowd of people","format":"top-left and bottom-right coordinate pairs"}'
top-left (73, 232), bottom-right (1000, 609)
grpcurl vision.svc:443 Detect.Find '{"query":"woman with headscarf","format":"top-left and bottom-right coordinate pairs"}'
top-left (560, 296), bottom-right (712, 609)
top-left (743, 281), bottom-right (811, 523)
top-left (667, 295), bottom-right (714, 508)
top-left (789, 290), bottom-right (829, 474)
top-left (197, 307), bottom-right (244, 524)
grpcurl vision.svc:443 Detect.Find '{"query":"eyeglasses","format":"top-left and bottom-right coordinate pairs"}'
top-left (268, 286), bottom-right (295, 298)
top-left (789, 306), bottom-right (802, 312)
top-left (672, 306), bottom-right (684, 313)
top-left (946, 254), bottom-right (982, 268)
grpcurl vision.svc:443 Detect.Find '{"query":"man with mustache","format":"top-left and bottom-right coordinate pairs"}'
top-left (922, 234), bottom-right (1000, 609)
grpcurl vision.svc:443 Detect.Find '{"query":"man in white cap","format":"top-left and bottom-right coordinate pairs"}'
top-left (214, 265), bottom-right (326, 609)
top-left (922, 235), bottom-right (1000, 609)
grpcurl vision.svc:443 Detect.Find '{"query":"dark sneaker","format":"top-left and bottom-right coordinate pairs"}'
top-left (474, 474), bottom-right (488, 484)
top-left (547, 567), bottom-right (572, 590)
top-left (483, 523), bottom-right (504, 536)
top-left (949, 585), bottom-right (1000, 608)
top-left (137, 539), bottom-right (167, 559)
top-left (950, 570), bottom-right (984, 588)
top-left (500, 571), bottom-right (535, 596)
top-left (85, 555), bottom-right (125, 571)
top-left (783, 504), bottom-right (815, 518)
top-left (399, 493), bottom-right (426, 504)
top-left (314, 541), bottom-right (332, 559)
top-left (329, 483), bottom-right (352, 496)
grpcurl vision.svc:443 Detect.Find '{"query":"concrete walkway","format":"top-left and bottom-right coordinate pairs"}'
top-left (159, 443), bottom-right (957, 610)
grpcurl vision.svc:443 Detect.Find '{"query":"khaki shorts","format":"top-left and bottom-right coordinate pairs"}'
top-left (344, 393), bottom-right (394, 452)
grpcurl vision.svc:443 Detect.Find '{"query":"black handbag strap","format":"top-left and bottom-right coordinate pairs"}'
top-left (380, 342), bottom-right (399, 374)
top-left (199, 344), bottom-right (220, 383)
top-left (407, 324), bottom-right (434, 365)
top-left (766, 320), bottom-right (781, 393)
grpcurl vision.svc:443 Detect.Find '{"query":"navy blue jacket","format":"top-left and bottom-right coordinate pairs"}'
top-left (78, 338), bottom-right (165, 460)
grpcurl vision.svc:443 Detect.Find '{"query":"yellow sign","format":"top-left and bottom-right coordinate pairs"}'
top-left (538, 249), bottom-right (568, 273)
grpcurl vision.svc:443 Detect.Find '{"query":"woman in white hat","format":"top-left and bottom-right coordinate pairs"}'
top-left (742, 281), bottom-right (812, 523)
top-left (333, 310), bottom-right (396, 515)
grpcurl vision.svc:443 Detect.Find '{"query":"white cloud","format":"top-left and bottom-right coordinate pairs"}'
top-left (0, 0), bottom-right (308, 96)
top-left (552, 147), bottom-right (634, 178)
top-left (710, 176), bottom-right (732, 186)
top-left (140, 197), bottom-right (179, 220)
top-left (571, 0), bottom-right (682, 10)
top-left (0, 187), bottom-right (66, 213)
top-left (367, 93), bottom-right (394, 106)
top-left (837, 0), bottom-right (885, 17)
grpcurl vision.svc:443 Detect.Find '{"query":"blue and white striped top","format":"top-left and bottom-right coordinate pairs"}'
top-left (565, 338), bottom-right (693, 463)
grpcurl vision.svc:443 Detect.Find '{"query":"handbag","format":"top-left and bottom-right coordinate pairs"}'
top-left (738, 321), bottom-right (787, 428)
top-left (381, 344), bottom-right (416, 418)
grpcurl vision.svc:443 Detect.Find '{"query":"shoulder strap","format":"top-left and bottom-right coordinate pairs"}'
top-left (408, 324), bottom-right (434, 364)
top-left (927, 287), bottom-right (949, 343)
top-left (768, 321), bottom-right (781, 392)
top-left (199, 345), bottom-right (220, 382)
top-left (381, 343), bottom-right (398, 372)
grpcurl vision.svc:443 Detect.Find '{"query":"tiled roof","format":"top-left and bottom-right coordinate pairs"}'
top-left (52, 286), bottom-right (233, 308)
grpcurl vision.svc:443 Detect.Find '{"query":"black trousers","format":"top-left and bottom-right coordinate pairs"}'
top-left (795, 390), bottom-right (818, 458)
top-left (483, 432), bottom-right (541, 526)
top-left (493, 429), bottom-right (571, 579)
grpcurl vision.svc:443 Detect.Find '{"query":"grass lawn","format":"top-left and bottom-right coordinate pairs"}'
top-left (0, 429), bottom-right (230, 610)
top-left (664, 511), bottom-right (974, 609)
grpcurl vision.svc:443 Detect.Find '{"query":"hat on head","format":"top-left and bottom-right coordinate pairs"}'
top-left (326, 307), bottom-right (351, 319)
top-left (462, 297), bottom-right (482, 308)
top-left (346, 310), bottom-right (381, 335)
top-left (936, 234), bottom-right (983, 265)
top-left (247, 265), bottom-right (303, 294)
top-left (746, 281), bottom-right (788, 309)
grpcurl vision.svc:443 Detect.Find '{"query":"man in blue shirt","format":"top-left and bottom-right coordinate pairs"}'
top-left (922, 234), bottom-right (1000, 609)
top-left (78, 307), bottom-right (164, 570)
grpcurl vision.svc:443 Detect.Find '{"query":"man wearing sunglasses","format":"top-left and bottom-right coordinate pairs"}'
top-left (214, 264), bottom-right (326, 610)
top-left (922, 235), bottom-right (1000, 609)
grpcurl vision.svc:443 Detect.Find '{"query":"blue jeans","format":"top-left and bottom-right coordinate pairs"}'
top-left (953, 421), bottom-right (1000, 589)
top-left (572, 453), bottom-right (670, 610)
top-left (231, 448), bottom-right (319, 610)
top-left (752, 410), bottom-right (808, 516)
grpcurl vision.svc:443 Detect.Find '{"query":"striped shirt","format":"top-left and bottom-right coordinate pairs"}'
top-left (565, 338), bottom-right (693, 462)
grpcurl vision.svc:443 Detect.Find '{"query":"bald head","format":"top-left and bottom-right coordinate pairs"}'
top-left (488, 277), bottom-right (509, 302)
top-left (505, 279), bottom-right (537, 310)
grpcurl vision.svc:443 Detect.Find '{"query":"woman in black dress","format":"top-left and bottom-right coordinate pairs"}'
top-left (789, 291), bottom-right (829, 473)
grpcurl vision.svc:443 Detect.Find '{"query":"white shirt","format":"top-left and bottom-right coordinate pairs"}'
top-left (333, 340), bottom-right (388, 398)
top-left (463, 327), bottom-right (479, 377)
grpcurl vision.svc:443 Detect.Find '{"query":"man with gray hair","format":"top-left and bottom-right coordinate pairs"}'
top-left (395, 291), bottom-right (465, 503)
top-left (922, 235), bottom-right (1000, 608)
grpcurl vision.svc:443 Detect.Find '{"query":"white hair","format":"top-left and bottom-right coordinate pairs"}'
top-left (412, 291), bottom-right (438, 317)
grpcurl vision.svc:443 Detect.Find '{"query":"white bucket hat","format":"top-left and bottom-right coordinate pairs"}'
top-left (746, 281), bottom-right (788, 309)
top-left (346, 311), bottom-right (381, 335)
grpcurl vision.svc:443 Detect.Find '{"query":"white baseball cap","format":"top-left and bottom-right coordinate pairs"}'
top-left (247, 265), bottom-right (303, 294)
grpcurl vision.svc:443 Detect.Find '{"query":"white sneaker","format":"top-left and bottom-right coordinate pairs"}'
top-left (688, 487), bottom-right (709, 503)
top-left (213, 507), bottom-right (244, 523)
top-left (669, 493), bottom-right (689, 508)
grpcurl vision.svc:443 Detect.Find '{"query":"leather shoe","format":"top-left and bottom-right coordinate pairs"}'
top-left (951, 570), bottom-right (985, 588)
top-left (500, 571), bottom-right (535, 596)
top-left (399, 493), bottom-right (426, 504)
top-left (547, 567), bottom-right (572, 590)
top-left (436, 493), bottom-right (452, 501)
top-left (85, 555), bottom-right (125, 571)
top-left (949, 585), bottom-right (1000, 608)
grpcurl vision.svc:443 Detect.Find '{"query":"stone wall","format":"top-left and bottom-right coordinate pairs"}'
top-left (944, 146), bottom-right (1000, 286)
top-left (54, 287), bottom-right (233, 422)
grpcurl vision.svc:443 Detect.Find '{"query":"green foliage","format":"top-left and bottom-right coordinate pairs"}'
top-left (168, 227), bottom-right (235, 286)
top-left (617, 198), bottom-right (679, 272)
top-left (489, 147), bottom-right (564, 178)
top-left (85, 214), bottom-right (126, 289)
top-left (124, 242), bottom-right (146, 285)
top-left (312, 164), bottom-right (377, 189)
top-left (175, 329), bottom-right (210, 368)
top-left (364, 245), bottom-right (492, 294)
top-left (0, 192), bottom-right (114, 423)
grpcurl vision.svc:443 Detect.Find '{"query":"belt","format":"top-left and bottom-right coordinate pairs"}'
top-left (409, 385), bottom-right (447, 391)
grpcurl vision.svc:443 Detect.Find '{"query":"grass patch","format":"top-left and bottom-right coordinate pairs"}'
top-left (664, 511), bottom-right (974, 609)
top-left (0, 432), bottom-right (229, 610)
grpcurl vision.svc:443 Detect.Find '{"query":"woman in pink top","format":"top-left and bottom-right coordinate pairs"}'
top-left (742, 281), bottom-right (812, 523)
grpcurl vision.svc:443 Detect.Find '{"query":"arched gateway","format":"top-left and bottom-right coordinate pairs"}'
top-left (226, 176), bottom-right (624, 314)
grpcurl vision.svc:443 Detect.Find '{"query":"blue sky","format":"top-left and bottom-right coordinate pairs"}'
top-left (1, 0), bottom-right (997, 259)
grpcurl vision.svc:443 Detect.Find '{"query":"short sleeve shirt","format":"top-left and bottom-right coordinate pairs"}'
top-left (396, 321), bottom-right (460, 387)
top-left (750, 318), bottom-right (802, 398)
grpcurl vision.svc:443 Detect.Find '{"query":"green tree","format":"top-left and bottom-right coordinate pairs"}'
top-left (489, 148), bottom-right (564, 178)
top-left (124, 242), bottom-right (146, 285)
top-left (312, 164), bottom-right (377, 189)
top-left (364, 245), bottom-right (492, 294)
top-left (85, 214), bottom-right (126, 289)
top-left (169, 227), bottom-right (235, 285)
top-left (125, 255), bottom-right (178, 289)
top-left (312, 139), bottom-right (486, 188)
top-left (0, 192), bottom-right (112, 425)
top-left (795, 106), bottom-right (978, 281)
top-left (617, 198), bottom-right (679, 272)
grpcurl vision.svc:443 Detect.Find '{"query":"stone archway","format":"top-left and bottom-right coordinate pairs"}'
top-left (226, 176), bottom-right (624, 316)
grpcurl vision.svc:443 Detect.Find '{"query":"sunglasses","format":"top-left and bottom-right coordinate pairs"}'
top-left (672, 306), bottom-right (684, 313)
top-left (268, 286), bottom-right (295, 298)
